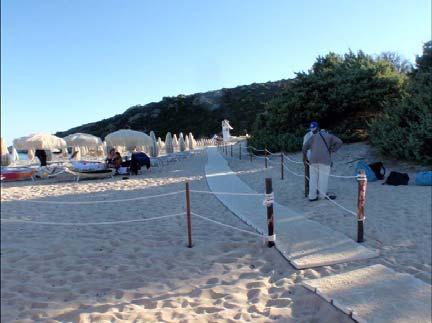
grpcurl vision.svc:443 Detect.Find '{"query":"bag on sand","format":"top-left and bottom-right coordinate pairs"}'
top-left (355, 161), bottom-right (377, 182)
top-left (415, 171), bottom-right (432, 186)
top-left (384, 171), bottom-right (409, 186)
top-left (368, 162), bottom-right (386, 180)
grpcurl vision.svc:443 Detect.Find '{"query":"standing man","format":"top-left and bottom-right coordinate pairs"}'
top-left (302, 122), bottom-right (343, 201)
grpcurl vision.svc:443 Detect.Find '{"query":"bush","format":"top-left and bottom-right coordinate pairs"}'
top-left (250, 50), bottom-right (407, 152)
top-left (369, 42), bottom-right (432, 164)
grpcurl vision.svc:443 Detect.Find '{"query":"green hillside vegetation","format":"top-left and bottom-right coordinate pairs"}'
top-left (56, 80), bottom-right (291, 139)
top-left (369, 41), bottom-right (432, 164)
top-left (248, 50), bottom-right (408, 152)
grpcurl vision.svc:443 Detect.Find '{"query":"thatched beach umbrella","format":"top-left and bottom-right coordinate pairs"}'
top-left (165, 132), bottom-right (174, 154)
top-left (64, 133), bottom-right (102, 150)
top-left (13, 133), bottom-right (67, 151)
top-left (105, 129), bottom-right (152, 151)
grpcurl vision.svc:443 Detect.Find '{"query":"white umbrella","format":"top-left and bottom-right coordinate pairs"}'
top-left (185, 136), bottom-right (190, 151)
top-left (105, 129), bottom-right (152, 151)
top-left (1, 137), bottom-right (11, 166)
top-left (172, 134), bottom-right (179, 151)
top-left (188, 132), bottom-right (196, 150)
top-left (64, 133), bottom-right (102, 148)
top-left (179, 133), bottom-right (186, 152)
top-left (11, 147), bottom-right (19, 162)
top-left (149, 131), bottom-right (159, 157)
top-left (13, 133), bottom-right (67, 151)
top-left (165, 132), bottom-right (173, 154)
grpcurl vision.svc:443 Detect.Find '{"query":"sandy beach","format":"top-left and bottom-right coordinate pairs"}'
top-left (1, 149), bottom-right (354, 322)
top-left (227, 141), bottom-right (432, 284)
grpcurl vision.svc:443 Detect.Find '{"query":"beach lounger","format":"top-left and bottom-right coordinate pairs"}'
top-left (65, 168), bottom-right (114, 182)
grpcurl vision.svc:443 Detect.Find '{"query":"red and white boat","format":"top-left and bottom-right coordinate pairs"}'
top-left (0, 167), bottom-right (36, 181)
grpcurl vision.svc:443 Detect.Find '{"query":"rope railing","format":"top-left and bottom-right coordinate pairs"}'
top-left (9, 190), bottom-right (186, 205)
top-left (0, 212), bottom-right (185, 226)
top-left (191, 212), bottom-right (263, 238)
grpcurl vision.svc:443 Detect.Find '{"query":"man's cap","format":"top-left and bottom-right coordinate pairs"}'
top-left (310, 121), bottom-right (319, 130)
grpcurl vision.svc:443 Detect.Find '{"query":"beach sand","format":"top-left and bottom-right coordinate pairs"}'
top-left (227, 141), bottom-right (432, 284)
top-left (1, 150), bottom-right (352, 322)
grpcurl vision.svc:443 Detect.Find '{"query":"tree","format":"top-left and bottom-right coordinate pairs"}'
top-left (249, 50), bottom-right (407, 152)
top-left (369, 41), bottom-right (432, 164)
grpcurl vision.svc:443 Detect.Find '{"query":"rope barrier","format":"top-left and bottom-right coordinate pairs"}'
top-left (189, 189), bottom-right (264, 196)
top-left (283, 154), bottom-right (304, 164)
top-left (9, 190), bottom-right (185, 205)
top-left (266, 159), bottom-right (357, 216)
top-left (0, 212), bottom-right (185, 226)
top-left (191, 212), bottom-right (263, 238)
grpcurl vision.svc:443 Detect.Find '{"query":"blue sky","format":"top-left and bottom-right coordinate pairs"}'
top-left (1, 0), bottom-right (430, 144)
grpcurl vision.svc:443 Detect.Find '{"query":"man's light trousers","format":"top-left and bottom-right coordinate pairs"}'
top-left (308, 163), bottom-right (331, 200)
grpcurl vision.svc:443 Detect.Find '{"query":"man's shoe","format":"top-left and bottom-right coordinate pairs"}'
top-left (308, 198), bottom-right (319, 202)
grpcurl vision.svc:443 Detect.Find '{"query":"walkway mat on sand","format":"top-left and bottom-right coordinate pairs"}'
top-left (303, 264), bottom-right (432, 323)
top-left (205, 147), bottom-right (378, 269)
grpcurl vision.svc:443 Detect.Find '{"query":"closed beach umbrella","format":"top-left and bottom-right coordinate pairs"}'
top-left (185, 136), bottom-right (190, 151)
top-left (188, 132), bottom-right (196, 150)
top-left (149, 131), bottom-right (159, 157)
top-left (172, 134), bottom-right (179, 151)
top-left (157, 137), bottom-right (165, 151)
top-left (1, 137), bottom-right (11, 166)
top-left (165, 132), bottom-right (173, 154)
top-left (179, 133), bottom-right (186, 152)
top-left (11, 147), bottom-right (19, 162)
top-left (105, 129), bottom-right (152, 151)
top-left (13, 133), bottom-right (67, 151)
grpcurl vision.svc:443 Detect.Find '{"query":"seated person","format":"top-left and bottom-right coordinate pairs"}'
top-left (113, 152), bottom-right (122, 170)
top-left (130, 151), bottom-right (151, 175)
top-left (106, 148), bottom-right (116, 168)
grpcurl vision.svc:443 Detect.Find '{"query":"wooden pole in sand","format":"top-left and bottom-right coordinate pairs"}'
top-left (264, 147), bottom-right (268, 168)
top-left (304, 163), bottom-right (309, 198)
top-left (265, 178), bottom-right (275, 247)
top-left (280, 152), bottom-right (284, 180)
top-left (249, 148), bottom-right (252, 162)
top-left (357, 170), bottom-right (367, 243)
top-left (239, 143), bottom-right (242, 160)
top-left (185, 182), bottom-right (192, 248)
top-left (230, 144), bottom-right (233, 157)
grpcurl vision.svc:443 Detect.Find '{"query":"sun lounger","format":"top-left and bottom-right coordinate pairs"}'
top-left (65, 167), bottom-right (114, 182)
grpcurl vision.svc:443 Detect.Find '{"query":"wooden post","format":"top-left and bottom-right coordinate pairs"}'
top-left (304, 163), bottom-right (309, 197)
top-left (239, 144), bottom-right (242, 160)
top-left (280, 152), bottom-right (284, 180)
top-left (185, 182), bottom-right (192, 248)
top-left (265, 178), bottom-right (275, 247)
top-left (357, 170), bottom-right (367, 243)
top-left (230, 144), bottom-right (233, 157)
top-left (264, 147), bottom-right (268, 168)
top-left (249, 149), bottom-right (252, 162)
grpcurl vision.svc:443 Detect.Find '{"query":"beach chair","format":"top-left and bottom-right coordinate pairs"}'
top-left (65, 167), bottom-right (114, 182)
